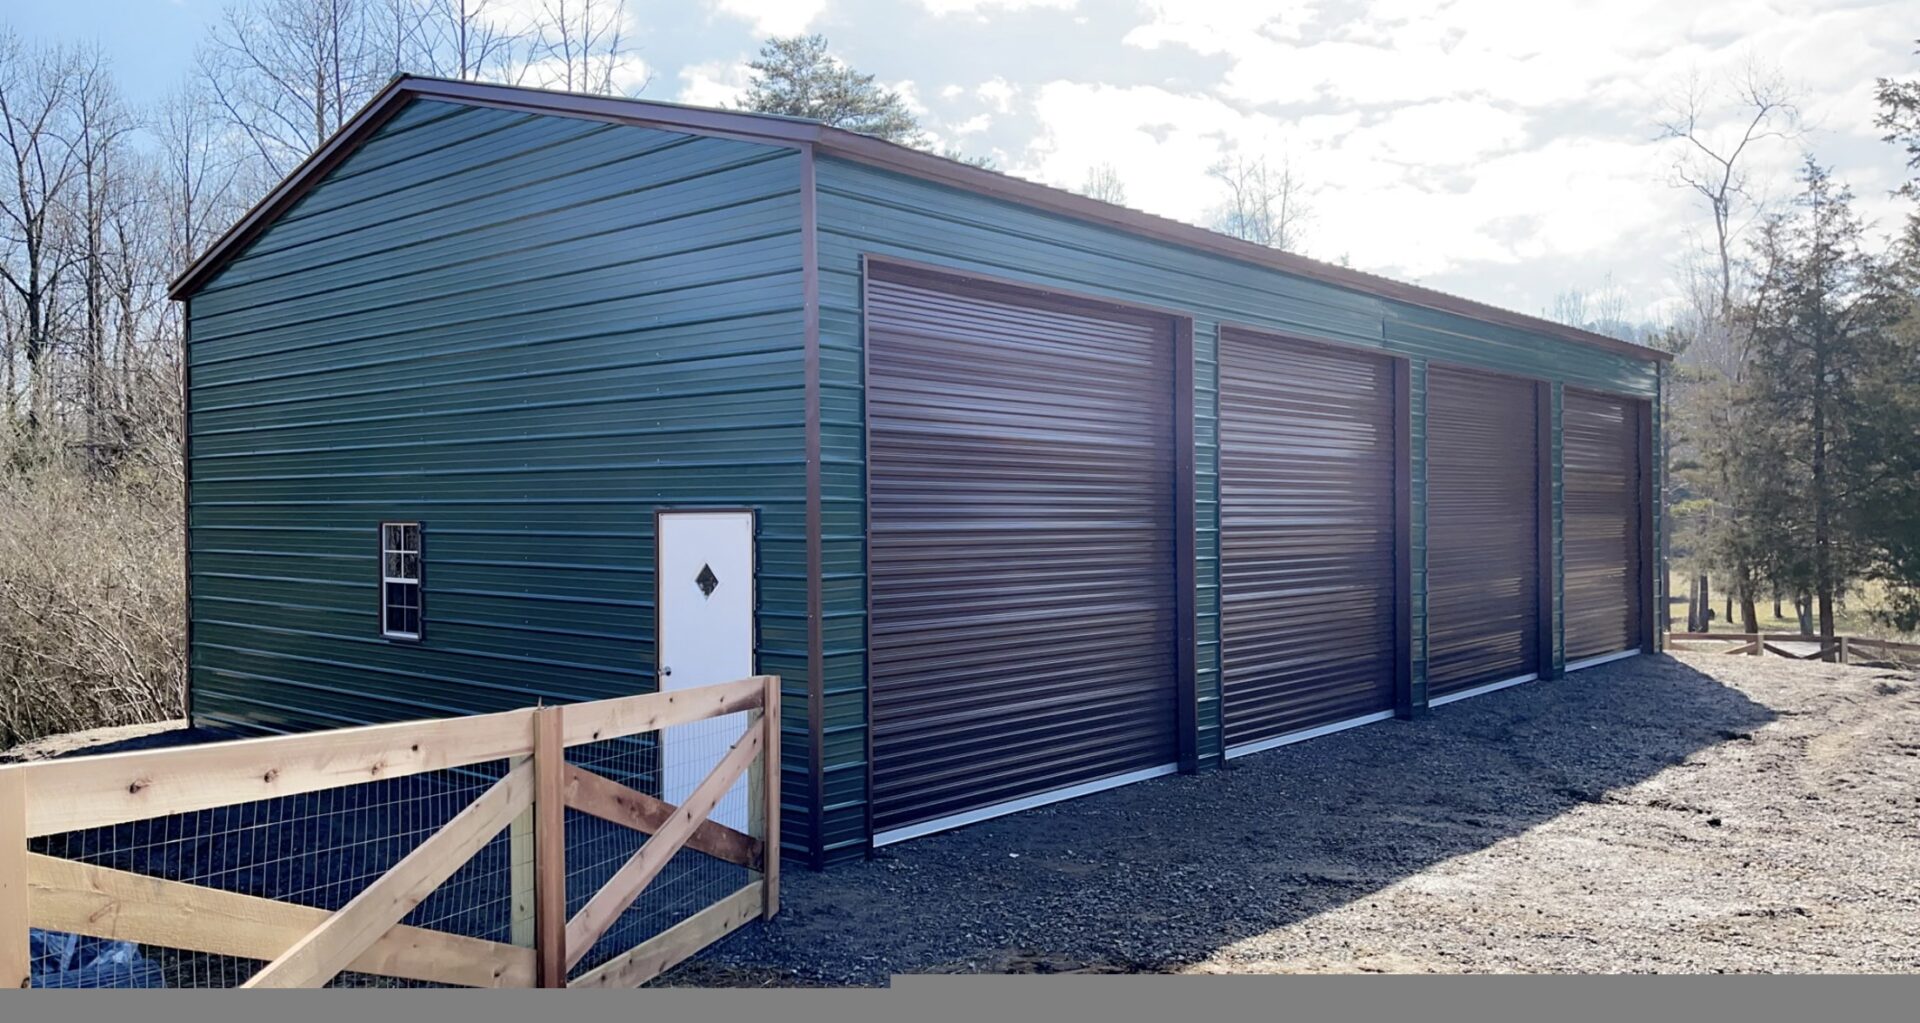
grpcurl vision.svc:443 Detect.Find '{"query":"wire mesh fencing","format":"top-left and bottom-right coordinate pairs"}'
top-left (29, 759), bottom-right (519, 988)
top-left (4, 674), bottom-right (779, 990)
top-left (562, 717), bottom-right (752, 982)
top-left (557, 675), bottom-right (777, 986)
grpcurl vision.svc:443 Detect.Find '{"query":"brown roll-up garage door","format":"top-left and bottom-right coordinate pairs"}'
top-left (866, 265), bottom-right (1178, 841)
top-left (1563, 389), bottom-right (1644, 662)
top-left (1426, 365), bottom-right (1542, 698)
top-left (1220, 331), bottom-right (1398, 750)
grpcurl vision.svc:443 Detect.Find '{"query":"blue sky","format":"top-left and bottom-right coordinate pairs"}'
top-left (11, 1), bottom-right (1916, 321)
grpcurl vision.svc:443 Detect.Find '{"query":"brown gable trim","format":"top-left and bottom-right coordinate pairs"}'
top-left (167, 76), bottom-right (1668, 365)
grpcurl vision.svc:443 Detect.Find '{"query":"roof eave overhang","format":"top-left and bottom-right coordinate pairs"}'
top-left (168, 77), bottom-right (1669, 366)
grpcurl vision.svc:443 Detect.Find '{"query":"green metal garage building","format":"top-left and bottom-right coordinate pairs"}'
top-left (170, 76), bottom-right (1670, 867)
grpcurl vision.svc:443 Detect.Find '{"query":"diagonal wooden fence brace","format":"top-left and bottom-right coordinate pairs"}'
top-left (563, 725), bottom-right (762, 969)
top-left (243, 757), bottom-right (534, 988)
top-left (563, 764), bottom-right (761, 869)
top-left (28, 854), bottom-right (534, 987)
top-left (569, 881), bottom-right (765, 989)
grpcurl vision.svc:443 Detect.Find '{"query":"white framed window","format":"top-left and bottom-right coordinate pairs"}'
top-left (381, 522), bottom-right (423, 640)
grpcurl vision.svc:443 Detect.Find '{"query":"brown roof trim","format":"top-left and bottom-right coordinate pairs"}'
top-left (168, 76), bottom-right (1669, 365)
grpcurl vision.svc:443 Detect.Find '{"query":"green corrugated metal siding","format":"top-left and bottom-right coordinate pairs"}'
top-left (816, 156), bottom-right (1660, 856)
top-left (1409, 358), bottom-right (1431, 706)
top-left (184, 99), bottom-right (816, 856)
top-left (816, 249), bottom-right (869, 860)
top-left (1194, 320), bottom-right (1223, 766)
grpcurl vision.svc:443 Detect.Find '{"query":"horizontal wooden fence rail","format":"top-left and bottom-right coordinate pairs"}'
top-left (0, 675), bottom-right (781, 990)
top-left (1666, 632), bottom-right (1920, 664)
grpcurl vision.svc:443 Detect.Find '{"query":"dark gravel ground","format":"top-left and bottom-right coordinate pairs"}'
top-left (671, 651), bottom-right (1920, 983)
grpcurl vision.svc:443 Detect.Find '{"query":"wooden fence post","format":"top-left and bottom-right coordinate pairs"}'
top-left (1748, 633), bottom-right (1762, 656)
top-left (1838, 636), bottom-right (1850, 665)
top-left (1, 772), bottom-right (26, 990)
top-left (509, 804), bottom-right (535, 948)
top-left (760, 675), bottom-right (780, 920)
top-left (533, 706), bottom-right (567, 988)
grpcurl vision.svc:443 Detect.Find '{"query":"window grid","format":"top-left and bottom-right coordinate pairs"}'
top-left (381, 522), bottom-right (423, 640)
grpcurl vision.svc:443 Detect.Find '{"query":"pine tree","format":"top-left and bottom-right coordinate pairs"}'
top-left (1734, 160), bottom-right (1906, 652)
top-left (741, 35), bottom-right (922, 145)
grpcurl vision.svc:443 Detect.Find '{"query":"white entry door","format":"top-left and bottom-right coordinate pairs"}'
top-left (657, 510), bottom-right (754, 832)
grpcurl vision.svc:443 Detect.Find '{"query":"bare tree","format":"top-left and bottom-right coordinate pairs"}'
top-left (422, 0), bottom-right (523, 81)
top-left (529, 0), bottom-right (639, 96)
top-left (198, 0), bottom-right (385, 178)
top-left (67, 47), bottom-right (139, 470)
top-left (1657, 59), bottom-right (1803, 329)
top-left (0, 33), bottom-right (84, 436)
top-left (1208, 152), bottom-right (1312, 252)
top-left (103, 159), bottom-right (175, 459)
top-left (367, 0), bottom-right (432, 80)
top-left (1078, 162), bottom-right (1128, 205)
top-left (157, 78), bottom-right (245, 271)
top-left (1547, 273), bottom-right (1634, 339)
top-left (1657, 60), bottom-right (1802, 636)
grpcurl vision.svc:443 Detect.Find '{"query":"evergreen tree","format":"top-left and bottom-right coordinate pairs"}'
top-left (1733, 160), bottom-right (1907, 650)
top-left (1860, 50), bottom-right (1920, 629)
top-left (741, 35), bottom-right (922, 145)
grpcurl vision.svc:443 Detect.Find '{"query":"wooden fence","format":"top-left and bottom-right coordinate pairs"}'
top-left (1667, 632), bottom-right (1920, 665)
top-left (0, 674), bottom-right (780, 989)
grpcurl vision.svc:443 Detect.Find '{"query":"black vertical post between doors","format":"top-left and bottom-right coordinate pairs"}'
top-left (1174, 319), bottom-right (1199, 773)
top-left (1535, 382), bottom-right (1557, 680)
top-left (1637, 397), bottom-right (1658, 654)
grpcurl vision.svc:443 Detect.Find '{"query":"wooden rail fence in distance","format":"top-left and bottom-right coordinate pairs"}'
top-left (0, 674), bottom-right (781, 990)
top-left (1666, 632), bottom-right (1920, 664)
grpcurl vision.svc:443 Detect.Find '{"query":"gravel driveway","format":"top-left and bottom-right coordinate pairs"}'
top-left (673, 651), bottom-right (1920, 981)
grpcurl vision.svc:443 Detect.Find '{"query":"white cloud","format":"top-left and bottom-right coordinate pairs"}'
top-left (950, 114), bottom-right (993, 135)
top-left (1122, 1), bottom-right (1316, 54)
top-left (976, 77), bottom-right (1017, 113)
top-left (920, 0), bottom-right (1077, 15)
top-left (1023, 82), bottom-right (1273, 226)
top-left (677, 59), bottom-right (751, 108)
top-left (710, 0), bottom-right (825, 37)
top-left (890, 80), bottom-right (930, 117)
top-left (1351, 101), bottom-right (1531, 167)
top-left (590, 0), bottom-right (1920, 315)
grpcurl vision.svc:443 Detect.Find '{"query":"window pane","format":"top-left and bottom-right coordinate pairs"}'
top-left (380, 524), bottom-right (423, 637)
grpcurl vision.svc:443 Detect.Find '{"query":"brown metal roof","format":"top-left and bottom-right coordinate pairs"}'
top-left (168, 75), bottom-right (1670, 364)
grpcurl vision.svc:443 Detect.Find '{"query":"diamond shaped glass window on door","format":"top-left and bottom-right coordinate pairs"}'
top-left (695, 563), bottom-right (719, 598)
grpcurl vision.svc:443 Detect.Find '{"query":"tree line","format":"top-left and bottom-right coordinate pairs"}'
top-left (1634, 54), bottom-right (1920, 645)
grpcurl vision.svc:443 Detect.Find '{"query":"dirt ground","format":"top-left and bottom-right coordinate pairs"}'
top-left (678, 651), bottom-right (1920, 983)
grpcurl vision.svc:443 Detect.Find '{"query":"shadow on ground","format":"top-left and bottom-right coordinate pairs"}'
top-left (677, 654), bottom-right (1791, 984)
